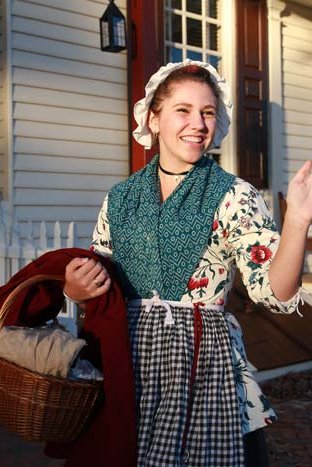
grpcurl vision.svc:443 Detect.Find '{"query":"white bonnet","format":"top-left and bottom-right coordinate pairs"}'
top-left (132, 59), bottom-right (232, 150)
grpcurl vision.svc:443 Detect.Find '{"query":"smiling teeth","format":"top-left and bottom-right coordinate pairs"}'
top-left (181, 136), bottom-right (203, 143)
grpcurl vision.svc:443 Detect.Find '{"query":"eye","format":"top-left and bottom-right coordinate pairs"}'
top-left (202, 110), bottom-right (216, 118)
top-left (176, 107), bottom-right (189, 113)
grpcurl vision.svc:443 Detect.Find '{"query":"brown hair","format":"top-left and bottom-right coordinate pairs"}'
top-left (149, 65), bottom-right (221, 114)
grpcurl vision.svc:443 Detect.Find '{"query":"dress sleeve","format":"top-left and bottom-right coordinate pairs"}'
top-left (223, 179), bottom-right (302, 314)
top-left (91, 195), bottom-right (113, 256)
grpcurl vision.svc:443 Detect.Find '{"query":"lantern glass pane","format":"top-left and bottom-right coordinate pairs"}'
top-left (101, 20), bottom-right (110, 48)
top-left (112, 17), bottom-right (126, 47)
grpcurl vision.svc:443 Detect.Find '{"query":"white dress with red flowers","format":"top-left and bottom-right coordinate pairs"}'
top-left (92, 178), bottom-right (301, 442)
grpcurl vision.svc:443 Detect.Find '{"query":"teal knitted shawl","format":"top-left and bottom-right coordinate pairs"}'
top-left (108, 155), bottom-right (235, 300)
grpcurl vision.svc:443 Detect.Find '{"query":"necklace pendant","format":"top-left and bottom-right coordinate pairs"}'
top-left (174, 175), bottom-right (181, 184)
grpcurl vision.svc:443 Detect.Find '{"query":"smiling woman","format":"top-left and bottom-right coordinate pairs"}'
top-left (62, 59), bottom-right (312, 467)
top-left (148, 81), bottom-right (217, 176)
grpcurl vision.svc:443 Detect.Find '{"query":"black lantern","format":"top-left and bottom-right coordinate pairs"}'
top-left (100, 0), bottom-right (127, 53)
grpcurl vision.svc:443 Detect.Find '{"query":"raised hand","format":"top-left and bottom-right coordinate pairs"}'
top-left (286, 161), bottom-right (312, 227)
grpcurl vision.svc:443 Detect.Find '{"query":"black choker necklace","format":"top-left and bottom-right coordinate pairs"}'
top-left (158, 163), bottom-right (190, 176)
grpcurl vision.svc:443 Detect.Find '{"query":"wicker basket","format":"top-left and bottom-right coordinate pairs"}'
top-left (0, 274), bottom-right (103, 443)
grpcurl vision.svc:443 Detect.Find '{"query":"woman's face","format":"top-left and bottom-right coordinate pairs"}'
top-left (148, 80), bottom-right (217, 171)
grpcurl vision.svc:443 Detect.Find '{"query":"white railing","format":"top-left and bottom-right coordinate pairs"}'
top-left (0, 201), bottom-right (78, 335)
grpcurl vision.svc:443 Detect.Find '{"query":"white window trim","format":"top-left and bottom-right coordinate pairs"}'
top-left (219, 0), bottom-right (237, 174)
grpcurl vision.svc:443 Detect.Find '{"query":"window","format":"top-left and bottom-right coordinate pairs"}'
top-left (165, 0), bottom-right (221, 70)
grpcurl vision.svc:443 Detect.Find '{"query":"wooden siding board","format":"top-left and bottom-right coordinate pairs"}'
top-left (283, 59), bottom-right (312, 77)
top-left (283, 47), bottom-right (312, 66)
top-left (284, 84), bottom-right (312, 101)
top-left (283, 35), bottom-right (312, 53)
top-left (13, 86), bottom-right (127, 115)
top-left (12, 32), bottom-right (126, 68)
top-left (283, 159), bottom-right (312, 172)
top-left (13, 103), bottom-right (128, 131)
top-left (16, 0), bottom-right (126, 18)
top-left (14, 138), bottom-right (127, 161)
top-left (14, 188), bottom-right (107, 206)
top-left (283, 123), bottom-right (312, 137)
top-left (14, 172), bottom-right (125, 191)
top-left (284, 134), bottom-right (312, 150)
top-left (12, 47), bottom-right (127, 83)
top-left (285, 109), bottom-right (312, 125)
top-left (12, 16), bottom-right (100, 49)
top-left (13, 68), bottom-right (126, 99)
top-left (284, 71), bottom-right (312, 89)
top-left (15, 205), bottom-right (101, 222)
top-left (14, 121), bottom-right (128, 145)
top-left (284, 146), bottom-right (311, 160)
top-left (14, 154), bottom-right (128, 175)
top-left (13, 1), bottom-right (100, 33)
top-left (283, 23), bottom-right (312, 42)
top-left (284, 97), bottom-right (312, 113)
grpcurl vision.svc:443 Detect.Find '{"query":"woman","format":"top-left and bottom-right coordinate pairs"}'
top-left (64, 60), bottom-right (312, 466)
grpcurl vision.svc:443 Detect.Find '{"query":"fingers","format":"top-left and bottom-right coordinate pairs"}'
top-left (64, 256), bottom-right (111, 302)
top-left (292, 160), bottom-right (312, 183)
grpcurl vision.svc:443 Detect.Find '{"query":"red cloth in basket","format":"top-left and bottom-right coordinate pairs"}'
top-left (0, 248), bottom-right (137, 467)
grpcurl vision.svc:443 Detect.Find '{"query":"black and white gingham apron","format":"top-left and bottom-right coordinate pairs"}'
top-left (127, 295), bottom-right (245, 466)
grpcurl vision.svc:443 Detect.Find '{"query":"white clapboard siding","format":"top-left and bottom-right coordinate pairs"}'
top-left (283, 70), bottom-right (312, 89)
top-left (13, 67), bottom-right (126, 99)
top-left (14, 103), bottom-right (127, 130)
top-left (10, 0), bottom-right (129, 246)
top-left (284, 109), bottom-right (312, 126)
top-left (14, 121), bottom-right (128, 145)
top-left (281, 3), bottom-right (312, 197)
top-left (14, 172), bottom-right (125, 192)
top-left (13, 86), bottom-right (127, 115)
top-left (14, 189), bottom-right (107, 206)
top-left (12, 46), bottom-right (127, 83)
top-left (14, 138), bottom-right (127, 161)
top-left (15, 154), bottom-right (129, 175)
top-left (281, 3), bottom-right (312, 273)
top-left (0, 0), bottom-right (5, 195)
top-left (12, 33), bottom-right (124, 72)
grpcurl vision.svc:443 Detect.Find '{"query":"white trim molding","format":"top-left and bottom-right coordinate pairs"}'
top-left (220, 0), bottom-right (237, 175)
top-left (267, 0), bottom-right (286, 222)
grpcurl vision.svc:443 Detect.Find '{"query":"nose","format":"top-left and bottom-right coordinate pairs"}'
top-left (189, 112), bottom-right (207, 131)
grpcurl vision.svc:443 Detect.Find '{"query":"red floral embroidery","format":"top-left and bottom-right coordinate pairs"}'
top-left (251, 245), bottom-right (272, 264)
top-left (199, 277), bottom-right (209, 288)
top-left (222, 230), bottom-right (228, 238)
top-left (188, 277), bottom-right (209, 290)
top-left (212, 220), bottom-right (219, 231)
top-left (218, 268), bottom-right (225, 274)
top-left (225, 201), bottom-right (230, 208)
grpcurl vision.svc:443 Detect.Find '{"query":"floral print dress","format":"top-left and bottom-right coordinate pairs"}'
top-left (92, 178), bottom-right (301, 437)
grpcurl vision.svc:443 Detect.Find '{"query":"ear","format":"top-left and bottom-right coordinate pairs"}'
top-left (148, 110), bottom-right (159, 135)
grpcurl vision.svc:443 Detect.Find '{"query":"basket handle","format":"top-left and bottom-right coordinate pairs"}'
top-left (0, 274), bottom-right (64, 329)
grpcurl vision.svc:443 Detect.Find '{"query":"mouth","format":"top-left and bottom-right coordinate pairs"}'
top-left (180, 135), bottom-right (205, 144)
